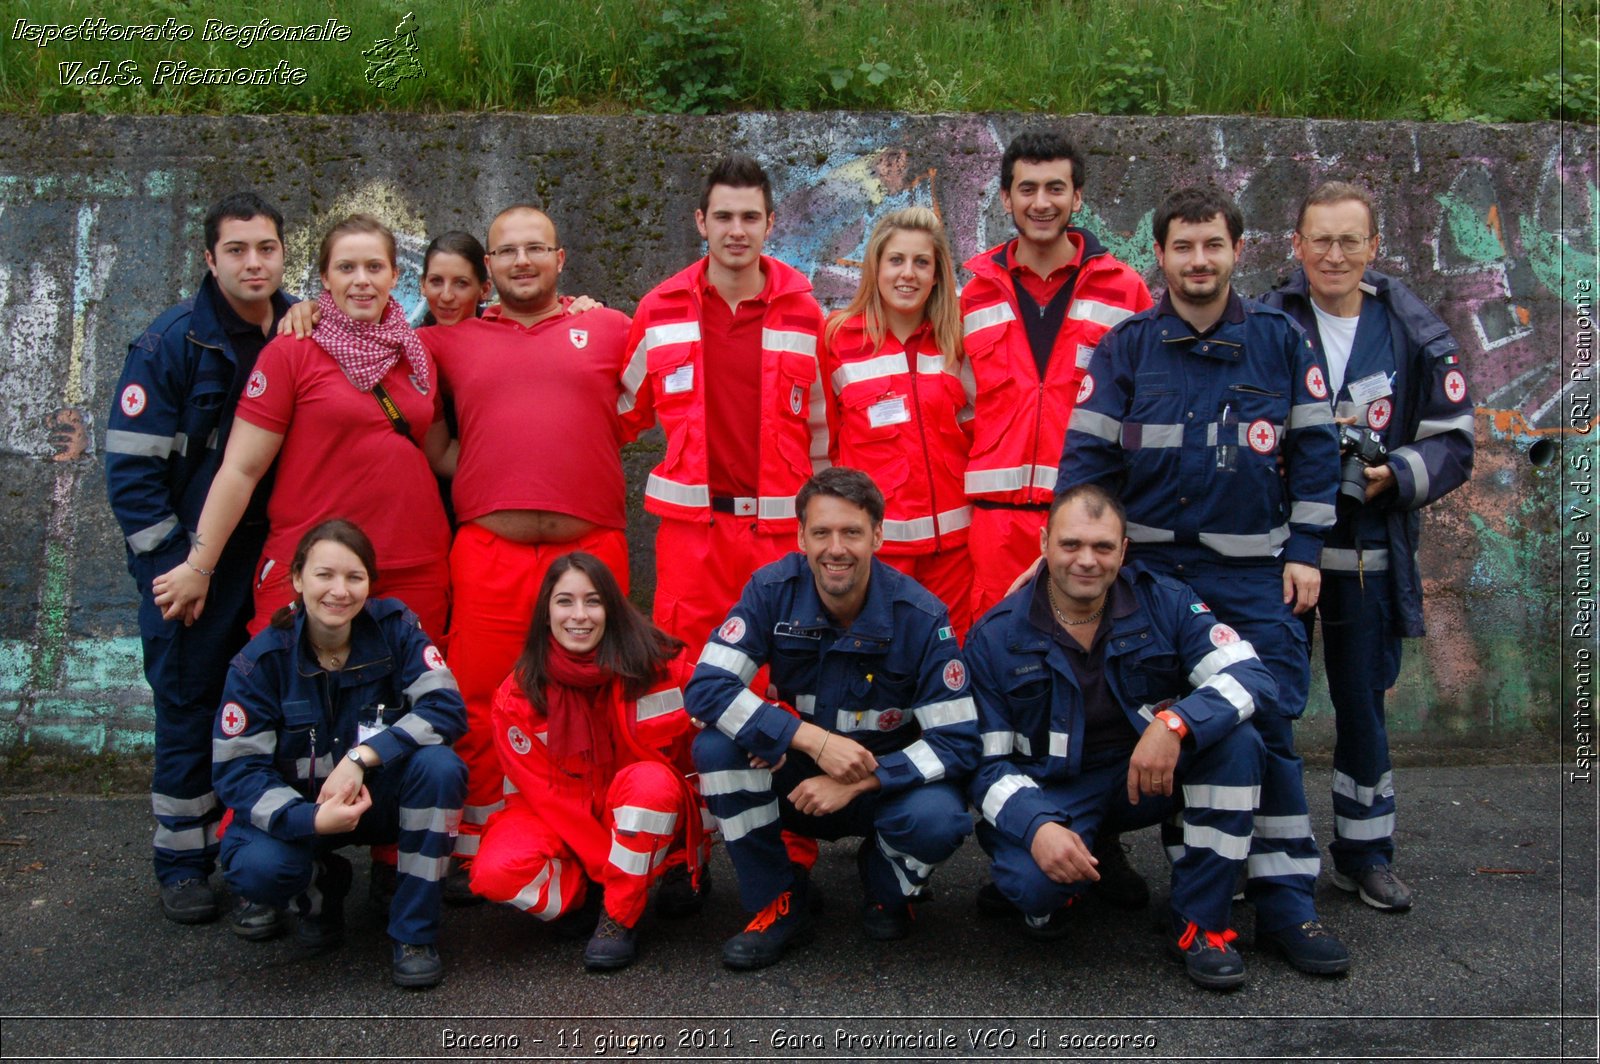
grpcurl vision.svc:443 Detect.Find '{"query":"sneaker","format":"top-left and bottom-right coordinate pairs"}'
top-left (655, 863), bottom-right (710, 919)
top-left (227, 897), bottom-right (284, 941)
top-left (1168, 918), bottom-right (1247, 990)
top-left (1259, 919), bottom-right (1351, 975)
top-left (296, 853), bottom-right (352, 950)
top-left (1331, 865), bottom-right (1414, 912)
top-left (443, 857), bottom-right (482, 907)
top-left (1090, 832), bottom-right (1150, 910)
top-left (583, 913), bottom-right (640, 971)
top-left (721, 885), bottom-right (813, 970)
top-left (391, 941), bottom-right (443, 988)
top-left (368, 859), bottom-right (397, 915)
top-left (861, 899), bottom-right (914, 941)
top-left (159, 877), bottom-right (219, 924)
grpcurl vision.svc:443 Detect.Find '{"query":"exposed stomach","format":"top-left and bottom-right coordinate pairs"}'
top-left (472, 508), bottom-right (599, 543)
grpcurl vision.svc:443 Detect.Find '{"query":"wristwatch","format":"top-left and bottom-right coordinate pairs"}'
top-left (346, 747), bottom-right (369, 769)
top-left (1154, 709), bottom-right (1189, 740)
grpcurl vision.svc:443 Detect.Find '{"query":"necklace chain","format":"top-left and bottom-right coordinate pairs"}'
top-left (1048, 579), bottom-right (1105, 627)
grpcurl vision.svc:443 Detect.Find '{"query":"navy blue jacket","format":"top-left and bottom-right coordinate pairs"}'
top-left (1262, 269), bottom-right (1475, 635)
top-left (686, 553), bottom-right (979, 795)
top-left (211, 598), bottom-right (465, 841)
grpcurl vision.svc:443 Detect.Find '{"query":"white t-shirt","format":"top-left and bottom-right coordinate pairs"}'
top-left (1311, 301), bottom-right (1359, 398)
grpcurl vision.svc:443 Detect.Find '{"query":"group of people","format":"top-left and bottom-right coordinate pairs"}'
top-left (104, 128), bottom-right (1474, 991)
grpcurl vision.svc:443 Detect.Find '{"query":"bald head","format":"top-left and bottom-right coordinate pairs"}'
top-left (488, 204), bottom-right (559, 249)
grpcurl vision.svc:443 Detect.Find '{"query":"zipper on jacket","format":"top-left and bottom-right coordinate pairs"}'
top-left (907, 351), bottom-right (943, 551)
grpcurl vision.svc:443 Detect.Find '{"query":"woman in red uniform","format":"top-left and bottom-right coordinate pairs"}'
top-left (469, 551), bottom-right (706, 971)
top-left (821, 206), bottom-right (975, 634)
top-left (153, 213), bottom-right (451, 641)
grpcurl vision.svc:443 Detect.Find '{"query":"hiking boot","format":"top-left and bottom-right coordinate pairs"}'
top-left (861, 899), bottom-right (914, 941)
top-left (1168, 917), bottom-right (1247, 990)
top-left (391, 941), bottom-right (443, 988)
top-left (655, 862), bottom-right (710, 919)
top-left (721, 885), bottom-right (813, 970)
top-left (583, 913), bottom-right (640, 971)
top-left (443, 857), bottom-right (482, 906)
top-left (1331, 865), bottom-right (1414, 912)
top-left (1090, 832), bottom-right (1150, 910)
top-left (227, 897), bottom-right (284, 941)
top-left (296, 853), bottom-right (351, 950)
top-left (368, 859), bottom-right (397, 915)
top-left (1259, 919), bottom-right (1351, 975)
top-left (159, 877), bottom-right (218, 924)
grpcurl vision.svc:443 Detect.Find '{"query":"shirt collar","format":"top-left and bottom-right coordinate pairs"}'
top-left (1154, 289), bottom-right (1246, 337)
top-left (1004, 234), bottom-right (1084, 283)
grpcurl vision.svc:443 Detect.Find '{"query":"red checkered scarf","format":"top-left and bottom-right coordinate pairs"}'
top-left (310, 290), bottom-right (430, 394)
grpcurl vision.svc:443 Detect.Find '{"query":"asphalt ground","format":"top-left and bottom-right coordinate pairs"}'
top-left (0, 764), bottom-right (1594, 1064)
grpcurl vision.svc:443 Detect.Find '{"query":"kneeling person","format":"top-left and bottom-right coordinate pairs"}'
top-left (966, 486), bottom-right (1270, 990)
top-left (687, 468), bottom-right (979, 970)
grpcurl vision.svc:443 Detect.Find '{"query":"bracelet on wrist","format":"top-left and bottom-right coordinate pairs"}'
top-left (185, 559), bottom-right (216, 577)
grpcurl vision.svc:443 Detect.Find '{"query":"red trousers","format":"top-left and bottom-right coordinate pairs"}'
top-left (446, 522), bottom-right (629, 858)
top-left (882, 545), bottom-right (973, 640)
top-left (652, 517), bottom-right (791, 660)
top-left (248, 554), bottom-right (450, 645)
top-left (968, 508), bottom-right (1047, 623)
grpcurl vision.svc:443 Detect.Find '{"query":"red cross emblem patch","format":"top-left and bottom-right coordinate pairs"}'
top-left (718, 617), bottom-right (746, 644)
top-left (1209, 623), bottom-right (1241, 647)
top-left (119, 384), bottom-right (146, 417)
top-left (877, 709), bottom-right (904, 732)
top-left (790, 385), bottom-right (804, 416)
top-left (423, 645), bottom-right (446, 671)
top-left (507, 726), bottom-right (532, 756)
top-left (246, 369), bottom-right (267, 398)
top-left (1305, 366), bottom-right (1328, 399)
top-left (942, 659), bottom-right (967, 691)
top-left (220, 702), bottom-right (248, 736)
top-left (1246, 419), bottom-right (1277, 454)
top-left (1443, 369), bottom-right (1467, 404)
top-left (1077, 374), bottom-right (1095, 404)
top-left (1367, 398), bottom-right (1392, 430)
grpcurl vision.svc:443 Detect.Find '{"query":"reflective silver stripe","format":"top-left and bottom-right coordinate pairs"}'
top-left (1126, 422), bottom-right (1185, 449)
top-left (1047, 731), bottom-right (1069, 759)
top-left (502, 778), bottom-right (519, 795)
top-left (390, 711), bottom-right (444, 747)
top-left (903, 739), bottom-right (945, 781)
top-left (1069, 409), bottom-right (1121, 443)
top-left (127, 514), bottom-right (179, 554)
top-left (764, 327), bottom-right (817, 357)
top-left (1199, 672), bottom-right (1255, 724)
top-left (1332, 769), bottom-right (1394, 807)
top-left (759, 495), bottom-right (797, 520)
top-left (716, 689), bottom-right (763, 738)
top-left (1182, 784), bottom-right (1260, 812)
top-left (172, 432), bottom-right (190, 456)
top-left (877, 834), bottom-right (933, 897)
top-left (1289, 501), bottom-right (1337, 527)
top-left (1322, 548), bottom-right (1390, 572)
top-left (645, 472), bottom-right (710, 509)
top-left (404, 668), bottom-right (459, 700)
top-left (398, 850), bottom-right (450, 883)
top-left (963, 302), bottom-right (1015, 335)
top-left (105, 429), bottom-right (179, 457)
top-left (916, 696), bottom-right (977, 730)
top-left (607, 839), bottom-right (668, 876)
top-left (1068, 298), bottom-right (1134, 329)
top-left (1197, 526), bottom-right (1289, 557)
top-left (698, 642), bottom-right (758, 685)
top-left (1126, 522), bottom-right (1176, 543)
top-left (718, 799), bottom-right (779, 842)
top-left (806, 370), bottom-right (830, 473)
top-left (1014, 734), bottom-right (1033, 757)
top-left (794, 694), bottom-right (816, 717)
top-left (1246, 852), bottom-right (1321, 879)
top-left (250, 786), bottom-right (303, 831)
top-left (213, 731), bottom-right (276, 762)
top-left (1287, 402), bottom-right (1335, 428)
top-left (832, 353), bottom-right (907, 391)
top-left (1391, 446), bottom-right (1430, 502)
top-left (882, 515), bottom-right (936, 542)
top-left (153, 823), bottom-right (218, 852)
top-left (835, 707), bottom-right (910, 733)
top-left (151, 792), bottom-right (217, 817)
top-left (1252, 814), bottom-right (1313, 839)
top-left (1032, 464), bottom-right (1057, 491)
top-left (510, 861), bottom-right (562, 917)
top-left (958, 359), bottom-right (976, 421)
top-left (1187, 642), bottom-right (1257, 687)
top-left (916, 352), bottom-right (952, 377)
top-left (980, 772), bottom-right (1039, 825)
top-left (965, 464), bottom-right (1052, 494)
top-left (937, 506), bottom-right (973, 533)
top-left (981, 730), bottom-right (1015, 757)
top-left (1183, 823), bottom-right (1251, 861)
top-left (646, 321), bottom-right (701, 349)
top-left (1416, 413), bottom-right (1475, 440)
top-left (293, 753), bottom-right (335, 782)
top-left (399, 806), bottom-right (454, 834)
top-left (1165, 844), bottom-right (1187, 863)
top-left (1136, 704), bottom-right (1157, 723)
top-left (453, 833), bottom-right (481, 856)
top-left (635, 687), bottom-right (684, 723)
top-left (615, 805), bottom-right (678, 835)
top-left (1336, 813), bottom-right (1396, 841)
top-left (1335, 399), bottom-right (1362, 420)
top-left (698, 768), bottom-right (771, 797)
top-left (463, 799), bottom-right (504, 827)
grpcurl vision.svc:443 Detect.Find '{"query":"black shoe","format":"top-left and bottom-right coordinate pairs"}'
top-left (1331, 865), bottom-right (1414, 912)
top-left (227, 897), bottom-right (284, 941)
top-left (391, 941), bottom-right (443, 988)
top-left (1090, 832), bottom-right (1150, 910)
top-left (551, 888), bottom-right (604, 940)
top-left (1259, 920), bottom-right (1351, 975)
top-left (443, 857), bottom-right (483, 907)
top-left (159, 877), bottom-right (219, 924)
top-left (368, 859), bottom-right (397, 915)
top-left (1021, 898), bottom-right (1076, 941)
top-left (792, 861), bottom-right (825, 914)
top-left (296, 853), bottom-right (352, 949)
top-left (861, 899), bottom-right (914, 941)
top-left (1168, 916), bottom-right (1247, 990)
top-left (655, 862), bottom-right (710, 918)
top-left (722, 885), bottom-right (813, 970)
top-left (975, 881), bottom-right (1019, 917)
top-left (584, 913), bottom-right (640, 971)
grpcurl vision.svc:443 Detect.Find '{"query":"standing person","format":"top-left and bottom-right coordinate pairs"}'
top-left (419, 231), bottom-right (492, 327)
top-left (212, 520), bottom-right (466, 989)
top-left (1059, 186), bottom-right (1350, 975)
top-left (1261, 181), bottom-right (1475, 912)
top-left (106, 191), bottom-right (295, 925)
top-left (151, 212), bottom-right (451, 642)
top-left (469, 553), bottom-right (705, 972)
top-left (423, 205), bottom-right (636, 885)
top-left (821, 207), bottom-right (976, 636)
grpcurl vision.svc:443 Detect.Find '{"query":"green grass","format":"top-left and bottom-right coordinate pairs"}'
top-left (1, 0), bottom-right (1592, 121)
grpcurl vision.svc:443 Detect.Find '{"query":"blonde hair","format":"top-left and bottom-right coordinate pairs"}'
top-left (825, 207), bottom-right (963, 368)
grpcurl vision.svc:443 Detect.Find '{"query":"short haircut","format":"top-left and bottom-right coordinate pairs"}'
top-left (1153, 185), bottom-right (1244, 246)
top-left (424, 230), bottom-right (489, 285)
top-left (1296, 180), bottom-right (1378, 236)
top-left (488, 204), bottom-right (560, 248)
top-left (1000, 129), bottom-right (1085, 193)
top-left (700, 153), bottom-right (773, 215)
top-left (203, 191), bottom-right (284, 253)
top-left (795, 467), bottom-right (885, 528)
top-left (316, 213), bottom-right (396, 275)
top-left (1048, 483), bottom-right (1128, 537)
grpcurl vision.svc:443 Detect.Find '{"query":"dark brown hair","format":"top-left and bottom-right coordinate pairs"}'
top-left (317, 213), bottom-right (397, 275)
top-left (421, 230), bottom-right (489, 326)
top-left (700, 153), bottom-right (773, 215)
top-left (269, 518), bottom-right (379, 630)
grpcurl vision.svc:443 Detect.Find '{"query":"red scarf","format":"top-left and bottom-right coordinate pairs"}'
top-left (311, 290), bottom-right (431, 394)
top-left (543, 640), bottom-right (617, 785)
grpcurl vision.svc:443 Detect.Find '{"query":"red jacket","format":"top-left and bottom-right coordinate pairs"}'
top-left (821, 315), bottom-right (974, 554)
top-left (617, 257), bottom-right (828, 531)
top-left (958, 233), bottom-right (1151, 506)
top-left (489, 653), bottom-right (702, 884)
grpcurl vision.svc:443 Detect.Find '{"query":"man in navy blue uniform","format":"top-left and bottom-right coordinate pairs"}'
top-left (686, 467), bottom-right (978, 970)
top-left (1261, 181), bottom-right (1474, 912)
top-left (968, 485), bottom-right (1270, 989)
top-left (105, 192), bottom-right (295, 925)
top-left (1059, 186), bottom-right (1350, 975)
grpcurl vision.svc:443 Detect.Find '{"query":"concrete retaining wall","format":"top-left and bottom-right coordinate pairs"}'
top-left (0, 113), bottom-right (1590, 760)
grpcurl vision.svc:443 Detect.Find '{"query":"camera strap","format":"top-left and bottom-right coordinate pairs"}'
top-left (371, 382), bottom-right (419, 448)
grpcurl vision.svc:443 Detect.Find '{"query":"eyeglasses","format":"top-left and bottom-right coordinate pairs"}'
top-left (488, 243), bottom-right (560, 261)
top-left (1299, 233), bottom-right (1374, 256)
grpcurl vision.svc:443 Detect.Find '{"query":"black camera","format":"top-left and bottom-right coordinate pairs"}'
top-left (1337, 423), bottom-right (1387, 504)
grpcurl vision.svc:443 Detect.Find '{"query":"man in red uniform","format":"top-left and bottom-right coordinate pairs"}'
top-left (960, 129), bottom-right (1152, 620)
top-left (425, 205), bottom-right (634, 887)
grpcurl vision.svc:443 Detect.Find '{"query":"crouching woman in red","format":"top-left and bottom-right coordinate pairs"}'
top-left (470, 551), bottom-right (706, 972)
top-left (212, 519), bottom-right (467, 989)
